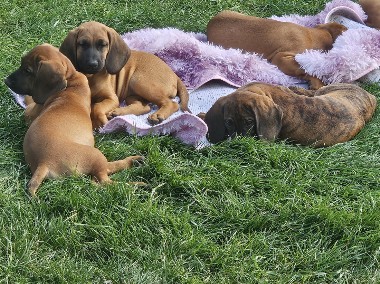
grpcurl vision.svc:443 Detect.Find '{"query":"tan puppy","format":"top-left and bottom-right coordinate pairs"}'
top-left (4, 44), bottom-right (143, 197)
top-left (207, 11), bottom-right (347, 89)
top-left (360, 0), bottom-right (380, 29)
top-left (203, 83), bottom-right (376, 147)
top-left (59, 21), bottom-right (190, 129)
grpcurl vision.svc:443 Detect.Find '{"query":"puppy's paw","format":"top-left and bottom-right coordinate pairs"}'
top-left (309, 79), bottom-right (325, 90)
top-left (92, 119), bottom-right (107, 131)
top-left (107, 107), bottom-right (124, 119)
top-left (130, 155), bottom-right (145, 166)
top-left (147, 114), bottom-right (164, 125)
top-left (197, 112), bottom-right (206, 120)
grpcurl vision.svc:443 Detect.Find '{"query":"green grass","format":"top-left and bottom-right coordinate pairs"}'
top-left (1, 0), bottom-right (380, 283)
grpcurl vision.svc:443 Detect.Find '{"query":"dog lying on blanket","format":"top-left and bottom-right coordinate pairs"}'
top-left (4, 44), bottom-right (143, 197)
top-left (59, 21), bottom-right (191, 129)
top-left (360, 0), bottom-right (380, 29)
top-left (207, 10), bottom-right (347, 89)
top-left (201, 83), bottom-right (376, 147)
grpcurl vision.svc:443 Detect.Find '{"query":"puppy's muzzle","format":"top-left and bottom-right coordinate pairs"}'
top-left (83, 60), bottom-right (102, 73)
top-left (4, 77), bottom-right (13, 88)
top-left (4, 76), bottom-right (24, 94)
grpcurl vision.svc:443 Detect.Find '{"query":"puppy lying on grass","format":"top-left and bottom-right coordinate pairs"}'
top-left (4, 44), bottom-right (143, 197)
top-left (207, 11), bottom-right (347, 89)
top-left (201, 83), bottom-right (376, 147)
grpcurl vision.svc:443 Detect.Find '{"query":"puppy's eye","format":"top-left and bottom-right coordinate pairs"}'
top-left (24, 67), bottom-right (33, 74)
top-left (78, 41), bottom-right (89, 47)
top-left (98, 41), bottom-right (108, 48)
top-left (224, 118), bottom-right (234, 128)
top-left (244, 118), bottom-right (255, 126)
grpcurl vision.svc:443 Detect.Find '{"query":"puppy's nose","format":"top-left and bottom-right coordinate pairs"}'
top-left (88, 60), bottom-right (99, 69)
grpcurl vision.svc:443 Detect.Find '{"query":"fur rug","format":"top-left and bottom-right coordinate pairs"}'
top-left (11, 0), bottom-right (380, 147)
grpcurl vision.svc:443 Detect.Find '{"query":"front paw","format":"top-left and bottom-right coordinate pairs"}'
top-left (91, 115), bottom-right (108, 130)
top-left (147, 113), bottom-right (164, 125)
top-left (107, 107), bottom-right (124, 119)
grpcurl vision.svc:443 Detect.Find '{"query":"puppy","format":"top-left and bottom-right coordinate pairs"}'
top-left (360, 0), bottom-right (380, 29)
top-left (203, 83), bottom-right (376, 147)
top-left (59, 21), bottom-right (191, 129)
top-left (4, 44), bottom-right (143, 197)
top-left (207, 11), bottom-right (347, 89)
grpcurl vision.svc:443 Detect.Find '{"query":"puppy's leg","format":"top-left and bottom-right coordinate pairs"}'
top-left (91, 96), bottom-right (119, 129)
top-left (24, 95), bottom-right (35, 106)
top-left (107, 96), bottom-right (151, 118)
top-left (107, 155), bottom-right (144, 174)
top-left (92, 155), bottom-right (145, 185)
top-left (28, 165), bottom-right (49, 197)
top-left (25, 103), bottom-right (44, 125)
top-left (148, 100), bottom-right (179, 125)
top-left (271, 52), bottom-right (325, 90)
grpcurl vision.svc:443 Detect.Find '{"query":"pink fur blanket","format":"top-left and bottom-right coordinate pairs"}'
top-left (11, 0), bottom-right (380, 147)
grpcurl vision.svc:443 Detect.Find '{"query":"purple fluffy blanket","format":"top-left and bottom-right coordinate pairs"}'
top-left (11, 0), bottom-right (380, 147)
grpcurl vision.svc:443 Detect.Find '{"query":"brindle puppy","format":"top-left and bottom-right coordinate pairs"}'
top-left (203, 83), bottom-right (376, 147)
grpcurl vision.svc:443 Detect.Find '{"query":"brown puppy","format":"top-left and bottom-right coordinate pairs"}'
top-left (59, 21), bottom-right (190, 129)
top-left (207, 11), bottom-right (347, 89)
top-left (4, 44), bottom-right (143, 197)
top-left (203, 83), bottom-right (376, 147)
top-left (360, 0), bottom-right (380, 29)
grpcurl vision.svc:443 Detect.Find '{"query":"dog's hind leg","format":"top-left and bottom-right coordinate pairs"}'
top-left (107, 155), bottom-right (144, 175)
top-left (271, 52), bottom-right (325, 90)
top-left (92, 155), bottom-right (145, 185)
top-left (28, 165), bottom-right (49, 197)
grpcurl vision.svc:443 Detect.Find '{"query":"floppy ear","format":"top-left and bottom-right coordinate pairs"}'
top-left (204, 96), bottom-right (227, 143)
top-left (250, 97), bottom-right (283, 141)
top-left (315, 23), bottom-right (347, 42)
top-left (106, 28), bottom-right (131, 74)
top-left (31, 60), bottom-right (67, 104)
top-left (59, 28), bottom-right (79, 67)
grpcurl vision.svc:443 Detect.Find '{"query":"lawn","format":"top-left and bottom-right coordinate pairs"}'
top-left (1, 0), bottom-right (380, 283)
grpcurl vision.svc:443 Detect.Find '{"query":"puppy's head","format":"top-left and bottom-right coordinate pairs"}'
top-left (59, 21), bottom-right (131, 74)
top-left (4, 44), bottom-right (68, 104)
top-left (315, 22), bottom-right (347, 42)
top-left (204, 89), bottom-right (283, 143)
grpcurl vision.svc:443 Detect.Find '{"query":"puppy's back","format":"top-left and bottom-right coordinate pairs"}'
top-left (206, 10), bottom-right (341, 59)
top-left (314, 83), bottom-right (377, 123)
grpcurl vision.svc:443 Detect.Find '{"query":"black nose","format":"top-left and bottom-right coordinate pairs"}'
top-left (88, 60), bottom-right (99, 69)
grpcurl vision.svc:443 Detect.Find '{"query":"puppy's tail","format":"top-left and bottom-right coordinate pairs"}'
top-left (177, 78), bottom-right (191, 113)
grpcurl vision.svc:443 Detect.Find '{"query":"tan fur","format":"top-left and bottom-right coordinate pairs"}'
top-left (4, 44), bottom-right (143, 197)
top-left (202, 83), bottom-right (376, 147)
top-left (207, 11), bottom-right (347, 89)
top-left (360, 0), bottom-right (380, 29)
top-left (59, 21), bottom-right (190, 129)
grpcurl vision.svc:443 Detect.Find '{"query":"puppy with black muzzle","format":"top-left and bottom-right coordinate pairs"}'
top-left (4, 44), bottom-right (144, 197)
top-left (59, 21), bottom-right (191, 129)
top-left (202, 83), bottom-right (376, 147)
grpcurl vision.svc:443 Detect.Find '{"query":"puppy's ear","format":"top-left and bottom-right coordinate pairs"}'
top-left (250, 96), bottom-right (283, 141)
top-left (106, 28), bottom-right (131, 74)
top-left (31, 60), bottom-right (67, 104)
top-left (59, 28), bottom-right (79, 67)
top-left (316, 23), bottom-right (347, 42)
top-left (204, 96), bottom-right (227, 143)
